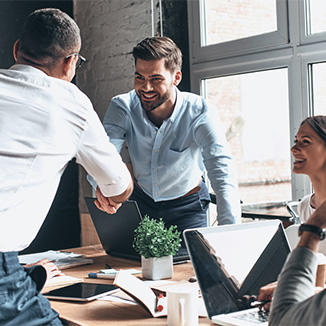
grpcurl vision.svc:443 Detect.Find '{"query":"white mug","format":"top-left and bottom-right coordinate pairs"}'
top-left (167, 287), bottom-right (198, 326)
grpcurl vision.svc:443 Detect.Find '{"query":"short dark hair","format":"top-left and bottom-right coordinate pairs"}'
top-left (301, 115), bottom-right (326, 144)
top-left (19, 8), bottom-right (81, 64)
top-left (132, 36), bottom-right (182, 72)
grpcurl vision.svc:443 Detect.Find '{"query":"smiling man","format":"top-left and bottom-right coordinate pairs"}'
top-left (102, 37), bottom-right (241, 251)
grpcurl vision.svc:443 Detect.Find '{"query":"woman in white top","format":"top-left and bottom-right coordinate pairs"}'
top-left (290, 115), bottom-right (326, 254)
top-left (259, 116), bottom-right (326, 311)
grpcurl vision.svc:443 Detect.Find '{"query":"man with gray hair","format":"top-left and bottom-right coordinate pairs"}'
top-left (0, 8), bottom-right (133, 325)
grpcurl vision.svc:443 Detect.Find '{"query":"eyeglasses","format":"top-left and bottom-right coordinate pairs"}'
top-left (65, 53), bottom-right (86, 70)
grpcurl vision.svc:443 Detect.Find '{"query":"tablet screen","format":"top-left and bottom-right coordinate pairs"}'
top-left (44, 282), bottom-right (119, 301)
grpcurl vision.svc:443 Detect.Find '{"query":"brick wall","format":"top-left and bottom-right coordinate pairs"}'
top-left (74, 0), bottom-right (162, 214)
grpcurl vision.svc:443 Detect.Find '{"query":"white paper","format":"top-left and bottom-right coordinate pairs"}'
top-left (45, 275), bottom-right (82, 287)
top-left (18, 250), bottom-right (82, 265)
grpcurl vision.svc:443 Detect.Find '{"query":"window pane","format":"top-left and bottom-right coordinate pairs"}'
top-left (307, 0), bottom-right (326, 35)
top-left (201, 0), bottom-right (277, 46)
top-left (204, 69), bottom-right (291, 214)
top-left (311, 62), bottom-right (326, 115)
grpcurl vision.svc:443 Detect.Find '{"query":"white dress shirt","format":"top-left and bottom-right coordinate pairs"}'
top-left (0, 64), bottom-right (131, 252)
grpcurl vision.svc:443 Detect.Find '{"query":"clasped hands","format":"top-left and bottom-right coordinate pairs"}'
top-left (94, 186), bottom-right (122, 214)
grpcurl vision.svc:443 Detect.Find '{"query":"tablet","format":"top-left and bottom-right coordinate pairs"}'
top-left (44, 282), bottom-right (119, 302)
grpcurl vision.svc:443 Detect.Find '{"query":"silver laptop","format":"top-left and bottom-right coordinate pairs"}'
top-left (183, 220), bottom-right (290, 326)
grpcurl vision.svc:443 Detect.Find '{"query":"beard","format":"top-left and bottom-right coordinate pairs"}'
top-left (137, 90), bottom-right (170, 112)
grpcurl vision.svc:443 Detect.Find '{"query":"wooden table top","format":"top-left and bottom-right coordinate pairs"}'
top-left (45, 245), bottom-right (213, 326)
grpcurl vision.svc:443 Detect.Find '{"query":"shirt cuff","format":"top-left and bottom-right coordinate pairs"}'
top-left (97, 169), bottom-right (131, 197)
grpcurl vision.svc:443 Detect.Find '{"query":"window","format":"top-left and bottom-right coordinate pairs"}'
top-left (204, 69), bottom-right (291, 207)
top-left (188, 0), bottom-right (288, 62)
top-left (307, 0), bottom-right (326, 35)
top-left (202, 0), bottom-right (277, 46)
top-left (188, 0), bottom-right (326, 219)
top-left (311, 62), bottom-right (326, 115)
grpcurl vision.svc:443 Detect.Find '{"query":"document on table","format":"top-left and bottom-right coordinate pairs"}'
top-left (44, 275), bottom-right (82, 287)
top-left (99, 289), bottom-right (137, 305)
top-left (18, 250), bottom-right (93, 269)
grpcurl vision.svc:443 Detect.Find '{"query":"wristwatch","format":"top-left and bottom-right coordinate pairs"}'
top-left (298, 223), bottom-right (326, 240)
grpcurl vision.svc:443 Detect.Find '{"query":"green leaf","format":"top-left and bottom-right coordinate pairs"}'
top-left (133, 215), bottom-right (181, 258)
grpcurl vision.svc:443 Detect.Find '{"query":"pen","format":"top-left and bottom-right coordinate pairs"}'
top-left (173, 260), bottom-right (190, 265)
top-left (250, 299), bottom-right (271, 308)
top-left (88, 272), bottom-right (115, 279)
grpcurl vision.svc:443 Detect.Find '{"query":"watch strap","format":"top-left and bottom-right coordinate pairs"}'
top-left (298, 223), bottom-right (326, 241)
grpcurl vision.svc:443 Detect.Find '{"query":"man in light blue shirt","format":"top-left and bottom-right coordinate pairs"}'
top-left (102, 37), bottom-right (241, 249)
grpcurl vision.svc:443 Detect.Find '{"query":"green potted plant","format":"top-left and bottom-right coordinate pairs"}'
top-left (133, 215), bottom-right (181, 280)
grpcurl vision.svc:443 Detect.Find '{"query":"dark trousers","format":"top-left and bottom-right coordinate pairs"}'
top-left (130, 181), bottom-right (211, 252)
top-left (0, 252), bottom-right (62, 326)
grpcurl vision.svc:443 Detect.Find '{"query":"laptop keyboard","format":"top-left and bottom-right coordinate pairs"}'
top-left (233, 310), bottom-right (269, 324)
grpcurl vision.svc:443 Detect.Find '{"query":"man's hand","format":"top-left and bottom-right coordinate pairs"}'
top-left (257, 281), bottom-right (277, 311)
top-left (25, 258), bottom-right (64, 281)
top-left (94, 187), bottom-right (122, 214)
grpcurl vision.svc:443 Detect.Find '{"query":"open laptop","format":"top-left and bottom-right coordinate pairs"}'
top-left (85, 198), bottom-right (142, 260)
top-left (85, 197), bottom-right (190, 263)
top-left (183, 220), bottom-right (290, 326)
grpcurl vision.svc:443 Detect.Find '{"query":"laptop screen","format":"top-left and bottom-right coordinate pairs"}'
top-left (85, 198), bottom-right (142, 260)
top-left (183, 221), bottom-right (290, 318)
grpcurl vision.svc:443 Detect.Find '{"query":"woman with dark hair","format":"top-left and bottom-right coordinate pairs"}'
top-left (290, 115), bottom-right (326, 254)
top-left (292, 116), bottom-right (326, 218)
top-left (257, 116), bottom-right (326, 320)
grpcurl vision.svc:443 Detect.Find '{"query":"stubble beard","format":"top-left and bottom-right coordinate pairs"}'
top-left (138, 91), bottom-right (169, 112)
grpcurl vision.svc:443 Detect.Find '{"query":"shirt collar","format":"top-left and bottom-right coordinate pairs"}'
top-left (9, 64), bottom-right (48, 77)
top-left (168, 87), bottom-right (181, 123)
top-left (134, 86), bottom-right (182, 125)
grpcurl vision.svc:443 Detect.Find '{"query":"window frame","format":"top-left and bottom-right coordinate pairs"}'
top-left (299, 0), bottom-right (326, 44)
top-left (187, 0), bottom-right (326, 203)
top-left (188, 0), bottom-right (289, 64)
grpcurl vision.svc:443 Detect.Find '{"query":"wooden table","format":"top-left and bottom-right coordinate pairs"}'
top-left (45, 245), bottom-right (213, 326)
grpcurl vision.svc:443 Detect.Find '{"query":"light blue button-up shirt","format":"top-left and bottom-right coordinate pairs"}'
top-left (103, 88), bottom-right (241, 224)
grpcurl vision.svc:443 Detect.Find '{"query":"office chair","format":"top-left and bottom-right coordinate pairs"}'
top-left (285, 200), bottom-right (300, 224)
top-left (209, 193), bottom-right (295, 227)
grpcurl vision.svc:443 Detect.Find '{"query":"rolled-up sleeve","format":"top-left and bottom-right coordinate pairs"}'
top-left (76, 108), bottom-right (131, 197)
top-left (103, 97), bottom-right (129, 153)
top-left (194, 107), bottom-right (241, 224)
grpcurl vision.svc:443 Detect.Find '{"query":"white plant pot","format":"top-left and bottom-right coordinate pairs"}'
top-left (141, 255), bottom-right (173, 280)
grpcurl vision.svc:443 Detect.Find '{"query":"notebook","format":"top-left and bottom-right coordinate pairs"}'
top-left (183, 220), bottom-right (290, 326)
top-left (85, 198), bottom-right (189, 263)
